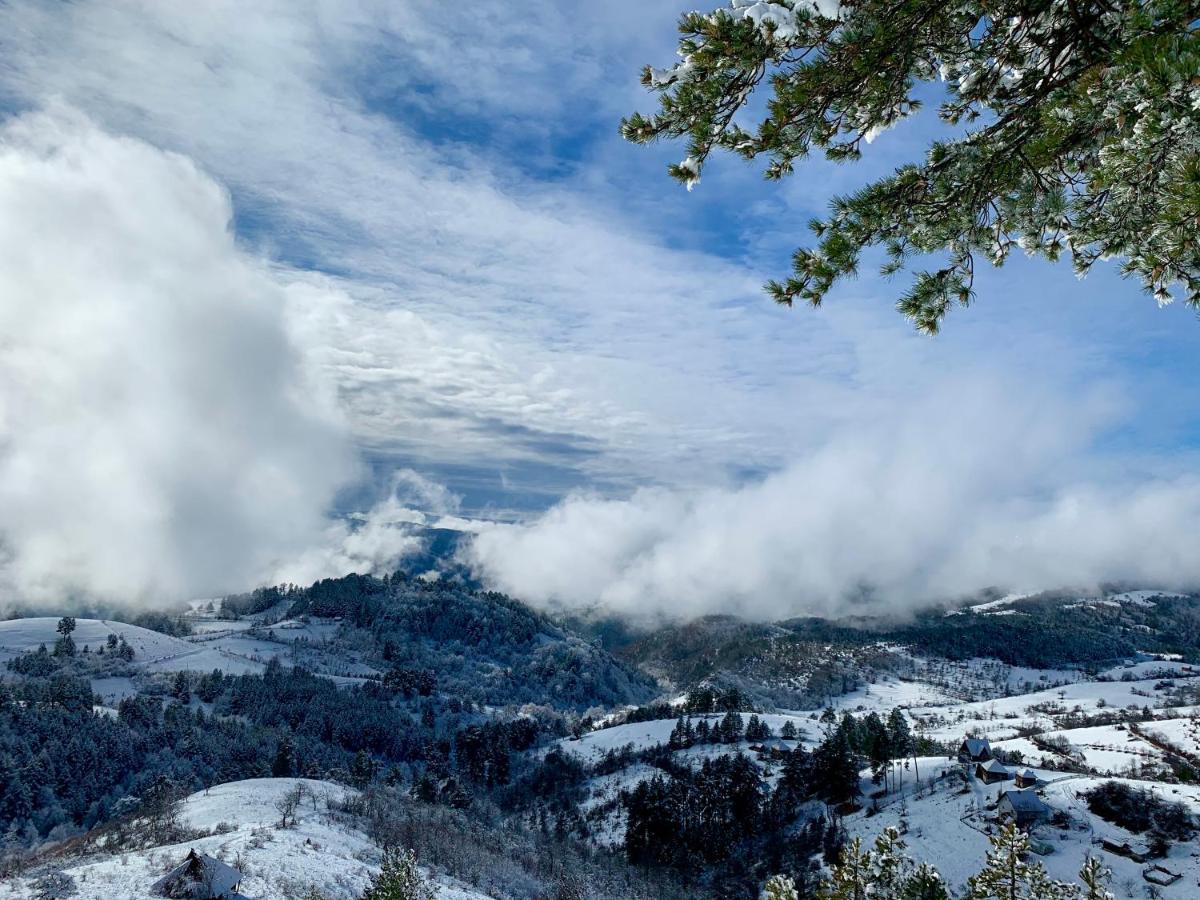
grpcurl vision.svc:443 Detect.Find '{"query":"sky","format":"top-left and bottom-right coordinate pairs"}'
top-left (0, 0), bottom-right (1199, 619)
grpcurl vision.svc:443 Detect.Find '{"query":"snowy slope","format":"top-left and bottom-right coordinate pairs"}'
top-left (556, 712), bottom-right (814, 764)
top-left (844, 769), bottom-right (1200, 898)
top-left (0, 779), bottom-right (495, 900)
top-left (0, 617), bottom-right (192, 664)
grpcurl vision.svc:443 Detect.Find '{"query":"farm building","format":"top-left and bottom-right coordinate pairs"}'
top-left (152, 849), bottom-right (246, 899)
top-left (975, 758), bottom-right (1011, 784)
top-left (996, 789), bottom-right (1050, 828)
top-left (1143, 863), bottom-right (1182, 886)
top-left (1014, 768), bottom-right (1039, 788)
top-left (958, 737), bottom-right (993, 762)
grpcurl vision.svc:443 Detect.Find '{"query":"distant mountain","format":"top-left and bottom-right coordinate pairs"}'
top-left (578, 589), bottom-right (1200, 706)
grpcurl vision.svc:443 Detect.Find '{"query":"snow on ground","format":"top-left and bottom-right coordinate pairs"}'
top-left (557, 712), bottom-right (814, 764)
top-left (1141, 717), bottom-right (1200, 758)
top-left (0, 618), bottom-right (192, 665)
top-left (89, 675), bottom-right (140, 705)
top-left (0, 779), bottom-right (495, 900)
top-left (820, 674), bottom-right (960, 713)
top-left (908, 676), bottom-right (1193, 745)
top-left (140, 645), bottom-right (267, 676)
top-left (988, 736), bottom-right (1048, 763)
top-left (845, 768), bottom-right (1200, 898)
top-left (1099, 659), bottom-right (1199, 680)
top-left (1108, 590), bottom-right (1189, 606)
top-left (1040, 724), bottom-right (1166, 774)
top-left (188, 619), bottom-right (256, 636)
top-left (945, 593), bottom-right (1031, 616)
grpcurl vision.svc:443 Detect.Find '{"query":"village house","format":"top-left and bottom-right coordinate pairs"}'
top-left (1014, 767), bottom-right (1039, 788)
top-left (152, 849), bottom-right (247, 899)
top-left (996, 789), bottom-right (1050, 828)
top-left (958, 737), bottom-right (993, 763)
top-left (975, 758), bottom-right (1011, 784)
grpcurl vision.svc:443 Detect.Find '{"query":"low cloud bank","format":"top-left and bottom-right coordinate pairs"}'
top-left (467, 380), bottom-right (1200, 621)
top-left (271, 470), bottom-right (465, 588)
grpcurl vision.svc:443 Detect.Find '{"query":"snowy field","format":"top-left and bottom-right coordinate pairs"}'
top-left (0, 617), bottom-right (193, 664)
top-left (555, 712), bottom-right (815, 765)
top-left (907, 673), bottom-right (1198, 745)
top-left (0, 613), bottom-right (381, 689)
top-left (844, 769), bottom-right (1200, 897)
top-left (0, 779), bottom-right (493, 900)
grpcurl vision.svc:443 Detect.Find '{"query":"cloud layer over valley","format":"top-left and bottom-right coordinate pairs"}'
top-left (469, 376), bottom-right (1200, 620)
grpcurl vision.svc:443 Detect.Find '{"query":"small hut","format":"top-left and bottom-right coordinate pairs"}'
top-left (1014, 768), bottom-right (1039, 788)
top-left (959, 737), bottom-right (993, 763)
top-left (975, 758), bottom-right (1010, 784)
top-left (997, 789), bottom-right (1050, 828)
top-left (152, 849), bottom-right (244, 899)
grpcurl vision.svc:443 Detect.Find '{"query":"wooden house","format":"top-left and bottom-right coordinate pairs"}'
top-left (1014, 768), bottom-right (1039, 788)
top-left (975, 758), bottom-right (1010, 784)
top-left (152, 849), bottom-right (245, 899)
top-left (997, 789), bottom-right (1049, 828)
top-left (959, 737), bottom-right (993, 763)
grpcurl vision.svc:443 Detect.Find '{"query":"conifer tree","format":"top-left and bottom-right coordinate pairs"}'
top-left (964, 823), bottom-right (1079, 900)
top-left (360, 848), bottom-right (435, 900)
top-left (1077, 855), bottom-right (1114, 900)
top-left (818, 835), bottom-right (872, 900)
top-left (763, 873), bottom-right (800, 900)
top-left (902, 862), bottom-right (951, 900)
top-left (888, 708), bottom-right (915, 788)
top-left (53, 617), bottom-right (76, 658)
top-left (272, 735), bottom-right (295, 778)
top-left (625, 0), bottom-right (1200, 331)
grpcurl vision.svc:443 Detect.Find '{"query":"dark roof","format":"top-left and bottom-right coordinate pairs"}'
top-left (962, 738), bottom-right (992, 755)
top-left (999, 789), bottom-right (1049, 813)
top-left (152, 849), bottom-right (242, 899)
top-left (978, 759), bottom-right (1008, 774)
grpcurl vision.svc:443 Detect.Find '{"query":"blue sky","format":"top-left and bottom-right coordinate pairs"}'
top-left (0, 1), bottom-right (1198, 616)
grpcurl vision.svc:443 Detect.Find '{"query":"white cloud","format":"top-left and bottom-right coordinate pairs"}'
top-left (1, 1), bottom-right (1198, 614)
top-left (0, 107), bottom-right (368, 605)
top-left (271, 470), bottom-right (458, 588)
top-left (467, 376), bottom-right (1200, 620)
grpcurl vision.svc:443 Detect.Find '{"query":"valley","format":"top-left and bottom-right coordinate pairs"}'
top-left (4, 579), bottom-right (1200, 898)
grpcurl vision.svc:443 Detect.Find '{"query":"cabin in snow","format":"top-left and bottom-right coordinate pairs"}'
top-left (996, 789), bottom-right (1049, 828)
top-left (958, 737), bottom-right (993, 763)
top-left (1014, 767), bottom-right (1040, 788)
top-left (975, 758), bottom-right (1011, 784)
top-left (152, 849), bottom-right (246, 899)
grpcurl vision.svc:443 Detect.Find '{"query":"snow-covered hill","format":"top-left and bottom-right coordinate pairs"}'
top-left (843, 769), bottom-right (1200, 896)
top-left (0, 617), bottom-right (192, 666)
top-left (0, 779), bottom-right (495, 900)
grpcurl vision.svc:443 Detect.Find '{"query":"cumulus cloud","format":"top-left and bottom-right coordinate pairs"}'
top-left (0, 107), bottom-right (375, 605)
top-left (467, 376), bottom-right (1200, 621)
